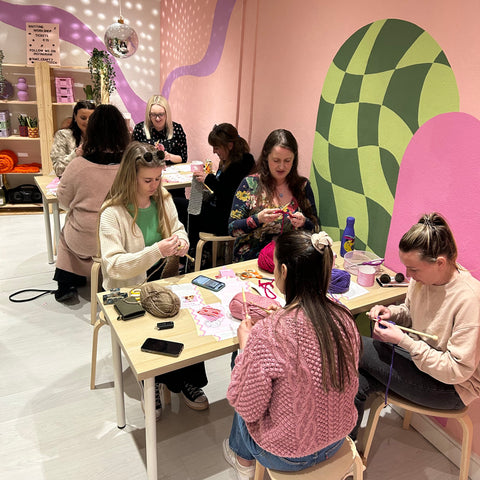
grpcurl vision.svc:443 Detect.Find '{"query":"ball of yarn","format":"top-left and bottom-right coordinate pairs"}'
top-left (258, 240), bottom-right (275, 273)
top-left (329, 268), bottom-right (351, 294)
top-left (140, 283), bottom-right (180, 318)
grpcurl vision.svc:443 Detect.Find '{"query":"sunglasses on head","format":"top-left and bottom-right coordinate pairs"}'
top-left (140, 150), bottom-right (165, 163)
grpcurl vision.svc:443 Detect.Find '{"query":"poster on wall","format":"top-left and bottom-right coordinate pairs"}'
top-left (26, 23), bottom-right (60, 65)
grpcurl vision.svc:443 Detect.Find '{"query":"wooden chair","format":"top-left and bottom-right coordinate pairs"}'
top-left (253, 437), bottom-right (363, 480)
top-left (194, 231), bottom-right (235, 271)
top-left (357, 392), bottom-right (473, 480)
top-left (90, 255), bottom-right (106, 390)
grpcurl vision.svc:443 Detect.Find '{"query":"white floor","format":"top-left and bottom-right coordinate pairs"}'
top-left (0, 213), bottom-right (463, 479)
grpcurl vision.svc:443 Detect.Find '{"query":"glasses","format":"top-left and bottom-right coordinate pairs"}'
top-left (150, 112), bottom-right (166, 119)
top-left (139, 151), bottom-right (166, 163)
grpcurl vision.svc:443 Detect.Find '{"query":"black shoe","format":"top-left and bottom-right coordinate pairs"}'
top-left (181, 383), bottom-right (209, 411)
top-left (54, 286), bottom-right (77, 303)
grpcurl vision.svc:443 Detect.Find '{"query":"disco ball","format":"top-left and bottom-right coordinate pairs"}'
top-left (104, 19), bottom-right (139, 59)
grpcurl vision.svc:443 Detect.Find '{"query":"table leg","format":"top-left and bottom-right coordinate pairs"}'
top-left (144, 377), bottom-right (158, 480)
top-left (41, 196), bottom-right (54, 264)
top-left (111, 331), bottom-right (126, 428)
top-left (52, 202), bottom-right (61, 256)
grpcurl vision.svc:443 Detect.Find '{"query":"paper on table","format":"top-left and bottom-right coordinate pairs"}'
top-left (331, 281), bottom-right (368, 302)
top-left (189, 302), bottom-right (238, 340)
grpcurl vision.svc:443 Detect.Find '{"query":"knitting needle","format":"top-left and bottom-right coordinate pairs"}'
top-left (176, 245), bottom-right (195, 263)
top-left (203, 183), bottom-right (214, 194)
top-left (242, 288), bottom-right (251, 320)
top-left (371, 318), bottom-right (438, 341)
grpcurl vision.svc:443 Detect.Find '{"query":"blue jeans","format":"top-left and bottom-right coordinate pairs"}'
top-left (351, 336), bottom-right (465, 439)
top-left (228, 412), bottom-right (344, 471)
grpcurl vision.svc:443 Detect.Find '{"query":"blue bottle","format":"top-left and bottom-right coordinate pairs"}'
top-left (340, 216), bottom-right (355, 257)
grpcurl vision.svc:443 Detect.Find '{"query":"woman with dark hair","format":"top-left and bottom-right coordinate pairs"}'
top-left (224, 230), bottom-right (361, 479)
top-left (50, 100), bottom-right (96, 176)
top-left (53, 104), bottom-right (130, 302)
top-left (188, 123), bottom-right (255, 249)
top-left (351, 212), bottom-right (480, 439)
top-left (228, 129), bottom-right (319, 262)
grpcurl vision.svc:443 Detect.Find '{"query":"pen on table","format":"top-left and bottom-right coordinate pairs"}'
top-left (372, 317), bottom-right (438, 341)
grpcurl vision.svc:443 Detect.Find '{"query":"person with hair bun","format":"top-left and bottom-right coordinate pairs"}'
top-left (224, 230), bottom-right (361, 479)
top-left (228, 129), bottom-right (319, 262)
top-left (188, 123), bottom-right (255, 250)
top-left (352, 212), bottom-right (480, 439)
top-left (50, 100), bottom-right (96, 177)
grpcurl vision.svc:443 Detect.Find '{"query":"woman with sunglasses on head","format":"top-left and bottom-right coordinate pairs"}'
top-left (99, 141), bottom-right (209, 418)
top-left (50, 100), bottom-right (96, 177)
top-left (188, 123), bottom-right (255, 252)
top-left (351, 212), bottom-right (480, 440)
top-left (224, 230), bottom-right (361, 479)
top-left (53, 104), bottom-right (130, 303)
top-left (228, 129), bottom-right (319, 262)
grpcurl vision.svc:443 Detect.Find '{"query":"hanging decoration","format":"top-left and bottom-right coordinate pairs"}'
top-left (104, 0), bottom-right (138, 59)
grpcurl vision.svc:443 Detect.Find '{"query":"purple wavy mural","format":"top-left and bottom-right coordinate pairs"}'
top-left (0, 0), bottom-right (236, 122)
top-left (161, 0), bottom-right (236, 98)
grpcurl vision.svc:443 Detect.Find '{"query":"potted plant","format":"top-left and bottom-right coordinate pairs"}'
top-left (0, 49), bottom-right (14, 100)
top-left (26, 116), bottom-right (39, 138)
top-left (83, 84), bottom-right (94, 101)
top-left (87, 48), bottom-right (116, 104)
top-left (18, 114), bottom-right (28, 137)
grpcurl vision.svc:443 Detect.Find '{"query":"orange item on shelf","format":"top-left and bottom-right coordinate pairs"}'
top-left (11, 162), bottom-right (42, 173)
top-left (0, 149), bottom-right (18, 173)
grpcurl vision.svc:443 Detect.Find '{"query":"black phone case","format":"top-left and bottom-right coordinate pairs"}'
top-left (114, 298), bottom-right (145, 320)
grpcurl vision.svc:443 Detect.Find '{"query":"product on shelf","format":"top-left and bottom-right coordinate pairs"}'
top-left (0, 109), bottom-right (11, 137)
top-left (55, 77), bottom-right (74, 103)
top-left (0, 149), bottom-right (18, 173)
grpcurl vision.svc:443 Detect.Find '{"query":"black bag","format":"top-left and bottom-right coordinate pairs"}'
top-left (114, 297), bottom-right (145, 320)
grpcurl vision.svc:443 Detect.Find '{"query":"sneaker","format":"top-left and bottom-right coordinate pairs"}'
top-left (54, 285), bottom-right (77, 303)
top-left (181, 383), bottom-right (209, 410)
top-left (222, 438), bottom-right (256, 480)
top-left (139, 381), bottom-right (162, 420)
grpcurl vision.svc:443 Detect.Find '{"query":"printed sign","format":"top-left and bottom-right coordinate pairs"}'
top-left (26, 23), bottom-right (60, 65)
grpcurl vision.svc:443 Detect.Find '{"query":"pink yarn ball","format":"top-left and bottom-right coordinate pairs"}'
top-left (258, 240), bottom-right (275, 273)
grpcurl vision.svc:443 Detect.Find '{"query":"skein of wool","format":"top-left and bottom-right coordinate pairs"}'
top-left (140, 283), bottom-right (181, 318)
top-left (257, 240), bottom-right (275, 273)
top-left (329, 268), bottom-right (351, 294)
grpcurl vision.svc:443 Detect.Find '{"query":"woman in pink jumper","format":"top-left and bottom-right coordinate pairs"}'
top-left (224, 230), bottom-right (361, 479)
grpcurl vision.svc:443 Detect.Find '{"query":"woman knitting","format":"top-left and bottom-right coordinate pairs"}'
top-left (352, 212), bottom-right (480, 439)
top-left (224, 230), bottom-right (361, 479)
top-left (228, 129), bottom-right (319, 262)
top-left (99, 141), bottom-right (209, 418)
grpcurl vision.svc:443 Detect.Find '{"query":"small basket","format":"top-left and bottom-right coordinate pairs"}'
top-left (343, 250), bottom-right (383, 275)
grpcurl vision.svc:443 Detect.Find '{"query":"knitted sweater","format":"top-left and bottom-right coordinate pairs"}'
top-left (99, 189), bottom-right (188, 289)
top-left (227, 307), bottom-right (360, 457)
top-left (391, 269), bottom-right (480, 405)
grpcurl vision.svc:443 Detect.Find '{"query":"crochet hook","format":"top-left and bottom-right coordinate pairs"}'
top-left (372, 317), bottom-right (438, 341)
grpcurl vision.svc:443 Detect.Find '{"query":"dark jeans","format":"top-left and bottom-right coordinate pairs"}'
top-left (351, 336), bottom-right (464, 439)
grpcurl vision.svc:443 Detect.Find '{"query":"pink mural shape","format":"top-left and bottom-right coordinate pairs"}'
top-left (384, 112), bottom-right (480, 280)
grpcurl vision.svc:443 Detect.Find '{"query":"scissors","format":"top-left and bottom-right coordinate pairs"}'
top-left (238, 269), bottom-right (273, 281)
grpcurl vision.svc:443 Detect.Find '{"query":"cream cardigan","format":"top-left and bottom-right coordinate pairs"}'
top-left (99, 190), bottom-right (188, 290)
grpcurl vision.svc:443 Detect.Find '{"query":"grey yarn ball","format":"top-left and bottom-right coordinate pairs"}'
top-left (140, 283), bottom-right (180, 318)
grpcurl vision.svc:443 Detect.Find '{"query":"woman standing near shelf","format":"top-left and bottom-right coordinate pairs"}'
top-left (53, 104), bottom-right (130, 302)
top-left (50, 100), bottom-right (96, 177)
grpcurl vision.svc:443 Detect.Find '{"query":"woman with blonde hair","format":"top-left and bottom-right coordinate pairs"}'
top-left (99, 141), bottom-right (209, 417)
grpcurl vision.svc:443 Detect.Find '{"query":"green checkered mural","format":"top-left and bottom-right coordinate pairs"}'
top-left (310, 18), bottom-right (459, 256)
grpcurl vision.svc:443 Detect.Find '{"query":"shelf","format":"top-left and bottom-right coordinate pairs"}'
top-left (0, 100), bottom-right (37, 105)
top-left (3, 171), bottom-right (42, 175)
top-left (0, 202), bottom-right (43, 215)
top-left (52, 102), bottom-right (76, 106)
top-left (0, 135), bottom-right (40, 140)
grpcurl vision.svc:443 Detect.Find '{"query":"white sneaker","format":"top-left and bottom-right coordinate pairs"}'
top-left (222, 438), bottom-right (256, 480)
top-left (138, 381), bottom-right (162, 420)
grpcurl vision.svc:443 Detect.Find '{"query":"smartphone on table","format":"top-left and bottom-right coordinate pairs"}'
top-left (141, 338), bottom-right (184, 357)
top-left (191, 275), bottom-right (225, 292)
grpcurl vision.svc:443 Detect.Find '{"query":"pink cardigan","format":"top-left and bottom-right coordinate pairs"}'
top-left (227, 307), bottom-right (360, 458)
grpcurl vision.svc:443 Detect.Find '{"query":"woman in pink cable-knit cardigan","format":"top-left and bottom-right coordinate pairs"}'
top-left (223, 230), bottom-right (361, 480)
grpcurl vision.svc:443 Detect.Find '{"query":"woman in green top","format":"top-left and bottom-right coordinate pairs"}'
top-left (100, 141), bottom-right (209, 418)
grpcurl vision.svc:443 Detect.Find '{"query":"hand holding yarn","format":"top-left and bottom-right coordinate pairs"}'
top-left (158, 235), bottom-right (182, 257)
top-left (258, 208), bottom-right (282, 224)
top-left (289, 211), bottom-right (306, 229)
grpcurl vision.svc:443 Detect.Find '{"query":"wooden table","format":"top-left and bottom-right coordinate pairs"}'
top-left (34, 175), bottom-right (61, 264)
top-left (34, 166), bottom-right (193, 264)
top-left (99, 253), bottom-right (407, 480)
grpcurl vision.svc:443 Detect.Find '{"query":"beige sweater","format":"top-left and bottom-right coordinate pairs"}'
top-left (50, 129), bottom-right (77, 177)
top-left (99, 190), bottom-right (188, 290)
top-left (391, 270), bottom-right (480, 405)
